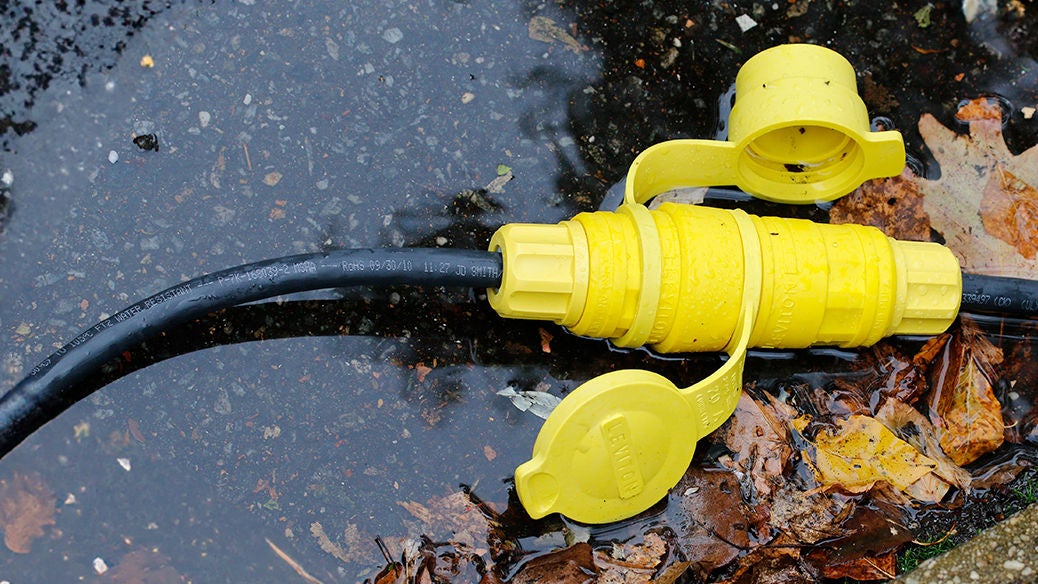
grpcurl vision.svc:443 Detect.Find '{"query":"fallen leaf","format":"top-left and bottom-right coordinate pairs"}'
top-left (768, 482), bottom-right (853, 544)
top-left (311, 521), bottom-right (376, 564)
top-left (925, 319), bottom-right (1005, 466)
top-left (795, 414), bottom-right (938, 496)
top-left (538, 327), bottom-right (553, 353)
top-left (0, 472), bottom-right (56, 553)
top-left (803, 502), bottom-right (914, 580)
top-left (109, 547), bottom-right (185, 584)
top-left (954, 96), bottom-right (1002, 122)
top-left (667, 467), bottom-right (749, 580)
top-left (511, 542), bottom-right (597, 584)
top-left (397, 490), bottom-right (490, 552)
top-left (593, 532), bottom-right (667, 584)
top-left (917, 98), bottom-right (1038, 276)
top-left (377, 537), bottom-right (492, 584)
top-left (484, 170), bottom-right (513, 194)
top-left (414, 363), bottom-right (432, 383)
top-left (875, 398), bottom-right (972, 492)
top-left (833, 344), bottom-right (930, 406)
top-left (981, 166), bottom-right (1038, 259)
top-left (717, 391), bottom-right (792, 503)
top-left (829, 168), bottom-right (932, 241)
top-left (496, 386), bottom-right (561, 419)
top-left (821, 550), bottom-right (897, 581)
top-left (722, 538), bottom-right (813, 584)
top-left (263, 171), bottom-right (283, 186)
top-left (528, 16), bottom-right (583, 54)
top-left (483, 444), bottom-right (497, 462)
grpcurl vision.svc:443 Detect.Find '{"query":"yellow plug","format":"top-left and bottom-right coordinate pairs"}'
top-left (489, 204), bottom-right (961, 523)
top-left (488, 43), bottom-right (961, 524)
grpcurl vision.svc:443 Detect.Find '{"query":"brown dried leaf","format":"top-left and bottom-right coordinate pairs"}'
top-left (981, 166), bottom-right (1038, 259)
top-left (527, 16), bottom-right (583, 54)
top-left (110, 548), bottom-right (185, 584)
top-left (834, 344), bottom-right (930, 406)
top-left (511, 542), bottom-right (597, 584)
top-left (377, 538), bottom-right (497, 584)
top-left (817, 550), bottom-right (897, 581)
top-left (593, 532), bottom-right (667, 584)
top-left (916, 98), bottom-right (1038, 276)
top-left (717, 392), bottom-right (792, 503)
top-left (768, 482), bottom-right (853, 544)
top-left (310, 521), bottom-right (377, 564)
top-left (829, 168), bottom-right (932, 241)
top-left (803, 503), bottom-right (913, 581)
top-left (875, 399), bottom-right (972, 492)
top-left (397, 490), bottom-right (490, 552)
top-left (0, 472), bottom-right (56, 553)
top-left (925, 319), bottom-right (1005, 466)
top-left (721, 537), bottom-right (813, 584)
top-left (668, 467), bottom-right (750, 579)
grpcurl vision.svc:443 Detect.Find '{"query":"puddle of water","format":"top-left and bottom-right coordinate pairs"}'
top-left (1, 0), bottom-right (1036, 581)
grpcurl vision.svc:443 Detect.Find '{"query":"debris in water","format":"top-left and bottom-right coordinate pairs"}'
top-left (497, 386), bottom-right (561, 419)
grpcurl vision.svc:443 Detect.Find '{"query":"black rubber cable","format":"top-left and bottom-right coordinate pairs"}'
top-left (0, 247), bottom-right (502, 458)
top-left (960, 272), bottom-right (1038, 318)
top-left (4, 245), bottom-right (1037, 460)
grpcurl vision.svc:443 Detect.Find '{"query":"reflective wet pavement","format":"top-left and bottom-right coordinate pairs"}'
top-left (1, 1), bottom-right (1037, 581)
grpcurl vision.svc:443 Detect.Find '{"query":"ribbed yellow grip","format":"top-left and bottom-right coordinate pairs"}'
top-left (489, 204), bottom-right (961, 354)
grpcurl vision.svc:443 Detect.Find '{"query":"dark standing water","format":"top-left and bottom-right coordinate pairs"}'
top-left (1, 1), bottom-right (1036, 582)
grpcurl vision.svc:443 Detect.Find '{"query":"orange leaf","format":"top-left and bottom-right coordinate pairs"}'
top-left (415, 363), bottom-right (432, 383)
top-left (916, 101), bottom-right (1038, 276)
top-left (981, 166), bottom-right (1038, 259)
top-left (538, 327), bottom-right (553, 353)
top-left (820, 550), bottom-right (897, 580)
top-left (926, 319), bottom-right (1004, 466)
top-left (955, 96), bottom-right (1002, 122)
top-left (0, 472), bottom-right (56, 553)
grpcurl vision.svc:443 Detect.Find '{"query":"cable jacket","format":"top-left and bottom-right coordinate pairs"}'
top-left (1, 248), bottom-right (502, 458)
top-left (960, 272), bottom-right (1038, 318)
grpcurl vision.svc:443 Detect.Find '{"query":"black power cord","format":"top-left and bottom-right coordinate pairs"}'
top-left (0, 247), bottom-right (502, 458)
top-left (2, 244), bottom-right (1036, 461)
top-left (960, 273), bottom-right (1038, 318)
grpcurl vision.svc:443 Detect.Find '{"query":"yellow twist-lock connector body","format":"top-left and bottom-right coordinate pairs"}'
top-left (488, 205), bottom-right (960, 523)
top-left (490, 204), bottom-right (961, 353)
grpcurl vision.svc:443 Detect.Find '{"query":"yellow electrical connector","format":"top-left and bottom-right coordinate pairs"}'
top-left (490, 204), bottom-right (960, 523)
top-left (488, 44), bottom-right (963, 524)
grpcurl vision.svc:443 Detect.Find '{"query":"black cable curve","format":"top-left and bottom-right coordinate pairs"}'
top-left (0, 247), bottom-right (502, 458)
top-left (960, 272), bottom-right (1038, 318)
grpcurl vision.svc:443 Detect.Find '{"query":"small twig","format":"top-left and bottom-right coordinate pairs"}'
top-left (266, 537), bottom-right (324, 584)
top-left (243, 142), bottom-right (253, 171)
top-left (912, 523), bottom-right (957, 546)
top-left (863, 557), bottom-right (896, 580)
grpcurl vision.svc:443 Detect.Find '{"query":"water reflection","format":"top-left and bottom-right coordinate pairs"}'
top-left (0, 0), bottom-right (1036, 581)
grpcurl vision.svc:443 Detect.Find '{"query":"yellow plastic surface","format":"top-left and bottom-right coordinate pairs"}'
top-left (512, 209), bottom-right (762, 523)
top-left (491, 204), bottom-right (960, 523)
top-left (489, 43), bottom-right (962, 525)
top-left (623, 44), bottom-right (905, 204)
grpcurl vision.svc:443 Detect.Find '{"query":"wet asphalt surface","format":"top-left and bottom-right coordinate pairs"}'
top-left (1, 0), bottom-right (1037, 582)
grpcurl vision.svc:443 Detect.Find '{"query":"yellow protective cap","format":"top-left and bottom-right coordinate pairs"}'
top-left (623, 44), bottom-right (905, 205)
